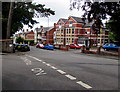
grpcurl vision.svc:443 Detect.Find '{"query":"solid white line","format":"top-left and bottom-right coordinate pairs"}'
top-left (50, 66), bottom-right (57, 69)
top-left (76, 81), bottom-right (92, 89)
top-left (57, 70), bottom-right (66, 74)
top-left (65, 74), bottom-right (76, 80)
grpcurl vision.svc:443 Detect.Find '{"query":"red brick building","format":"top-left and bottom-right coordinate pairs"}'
top-left (54, 16), bottom-right (109, 47)
top-left (24, 30), bottom-right (34, 40)
top-left (46, 27), bottom-right (55, 45)
top-left (15, 29), bottom-right (34, 45)
top-left (35, 26), bottom-right (55, 45)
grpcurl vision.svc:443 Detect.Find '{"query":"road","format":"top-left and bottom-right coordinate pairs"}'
top-left (2, 46), bottom-right (119, 90)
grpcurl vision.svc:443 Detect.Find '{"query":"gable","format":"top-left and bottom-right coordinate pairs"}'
top-left (65, 17), bottom-right (76, 25)
top-left (57, 19), bottom-right (66, 25)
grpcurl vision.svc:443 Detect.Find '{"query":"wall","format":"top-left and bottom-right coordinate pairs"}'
top-left (0, 39), bottom-right (14, 53)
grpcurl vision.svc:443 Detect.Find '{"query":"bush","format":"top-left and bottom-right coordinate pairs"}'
top-left (16, 37), bottom-right (24, 44)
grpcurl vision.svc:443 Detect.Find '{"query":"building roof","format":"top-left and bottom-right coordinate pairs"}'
top-left (61, 18), bottom-right (67, 23)
top-left (70, 16), bottom-right (94, 28)
top-left (46, 27), bottom-right (54, 32)
top-left (83, 20), bottom-right (94, 28)
top-left (43, 27), bottom-right (51, 32)
top-left (36, 27), bottom-right (51, 33)
top-left (70, 16), bottom-right (85, 23)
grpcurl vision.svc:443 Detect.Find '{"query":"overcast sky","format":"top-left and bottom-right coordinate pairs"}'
top-left (23, 0), bottom-right (84, 31)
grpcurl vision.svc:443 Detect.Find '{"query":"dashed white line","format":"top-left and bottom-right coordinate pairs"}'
top-left (50, 66), bottom-right (57, 69)
top-left (36, 59), bottom-right (42, 62)
top-left (57, 70), bottom-right (66, 74)
top-left (65, 74), bottom-right (76, 80)
top-left (46, 63), bottom-right (51, 66)
top-left (26, 55), bottom-right (42, 62)
top-left (26, 55), bottom-right (93, 89)
top-left (42, 62), bottom-right (46, 64)
top-left (76, 81), bottom-right (92, 89)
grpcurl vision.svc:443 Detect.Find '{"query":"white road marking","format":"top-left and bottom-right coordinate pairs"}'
top-left (57, 70), bottom-right (66, 74)
top-left (20, 56), bottom-right (32, 65)
top-left (76, 81), bottom-right (92, 89)
top-left (46, 63), bottom-right (51, 66)
top-left (26, 55), bottom-right (93, 89)
top-left (42, 62), bottom-right (46, 64)
top-left (31, 68), bottom-right (47, 75)
top-left (26, 55), bottom-right (42, 62)
top-left (36, 59), bottom-right (42, 62)
top-left (65, 74), bottom-right (76, 80)
top-left (36, 72), bottom-right (47, 75)
top-left (31, 68), bottom-right (42, 73)
top-left (50, 66), bottom-right (57, 69)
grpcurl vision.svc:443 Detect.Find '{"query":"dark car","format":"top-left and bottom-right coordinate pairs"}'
top-left (68, 43), bottom-right (81, 49)
top-left (15, 44), bottom-right (30, 52)
top-left (103, 43), bottom-right (120, 51)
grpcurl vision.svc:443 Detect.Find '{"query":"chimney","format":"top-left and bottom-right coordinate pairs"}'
top-left (54, 23), bottom-right (56, 32)
top-left (40, 26), bottom-right (43, 28)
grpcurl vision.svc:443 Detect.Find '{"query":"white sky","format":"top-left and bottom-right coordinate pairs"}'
top-left (23, 0), bottom-right (85, 31)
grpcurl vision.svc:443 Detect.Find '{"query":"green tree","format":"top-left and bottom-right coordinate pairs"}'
top-left (2, 1), bottom-right (55, 39)
top-left (16, 36), bottom-right (24, 44)
top-left (108, 32), bottom-right (116, 42)
top-left (106, 20), bottom-right (117, 42)
top-left (70, 0), bottom-right (120, 44)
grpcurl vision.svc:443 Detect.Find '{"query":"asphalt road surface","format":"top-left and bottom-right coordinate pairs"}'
top-left (2, 46), bottom-right (119, 91)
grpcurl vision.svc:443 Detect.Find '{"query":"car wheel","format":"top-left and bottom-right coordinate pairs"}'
top-left (106, 49), bottom-right (109, 51)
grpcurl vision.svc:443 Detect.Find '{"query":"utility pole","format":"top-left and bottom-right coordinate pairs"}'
top-left (48, 17), bottom-right (49, 27)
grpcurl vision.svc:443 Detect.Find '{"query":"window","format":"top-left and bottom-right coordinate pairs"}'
top-left (72, 29), bottom-right (74, 34)
top-left (78, 41), bottom-right (84, 44)
top-left (85, 29), bottom-right (88, 34)
top-left (66, 29), bottom-right (69, 34)
top-left (61, 38), bottom-right (63, 43)
top-left (69, 21), bottom-right (72, 27)
top-left (78, 29), bottom-right (80, 34)
top-left (59, 23), bottom-right (61, 25)
top-left (69, 29), bottom-right (71, 34)
top-left (69, 21), bottom-right (72, 24)
top-left (72, 38), bottom-right (74, 43)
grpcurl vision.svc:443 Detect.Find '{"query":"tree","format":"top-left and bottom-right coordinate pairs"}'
top-left (2, 1), bottom-right (55, 39)
top-left (108, 32), bottom-right (116, 42)
top-left (70, 0), bottom-right (120, 44)
top-left (16, 36), bottom-right (24, 44)
top-left (7, 1), bottom-right (14, 39)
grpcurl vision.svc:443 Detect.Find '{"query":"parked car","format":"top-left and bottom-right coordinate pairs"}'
top-left (77, 44), bottom-right (85, 47)
top-left (68, 43), bottom-right (81, 49)
top-left (43, 44), bottom-right (54, 50)
top-left (15, 44), bottom-right (30, 52)
top-left (36, 43), bottom-right (44, 48)
top-left (103, 43), bottom-right (120, 51)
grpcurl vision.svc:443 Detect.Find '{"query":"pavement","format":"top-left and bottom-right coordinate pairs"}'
top-left (66, 48), bottom-right (119, 60)
top-left (0, 47), bottom-right (119, 60)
